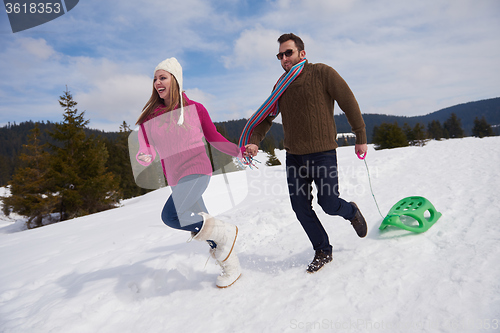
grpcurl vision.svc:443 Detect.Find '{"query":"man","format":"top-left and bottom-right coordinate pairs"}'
top-left (243, 33), bottom-right (368, 273)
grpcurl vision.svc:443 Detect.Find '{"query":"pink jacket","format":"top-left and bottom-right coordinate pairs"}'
top-left (136, 94), bottom-right (243, 186)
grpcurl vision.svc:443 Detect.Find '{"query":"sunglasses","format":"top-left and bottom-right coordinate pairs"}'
top-left (276, 49), bottom-right (296, 60)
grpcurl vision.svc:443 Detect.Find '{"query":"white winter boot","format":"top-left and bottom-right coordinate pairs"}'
top-left (193, 212), bottom-right (241, 288)
top-left (215, 251), bottom-right (241, 288)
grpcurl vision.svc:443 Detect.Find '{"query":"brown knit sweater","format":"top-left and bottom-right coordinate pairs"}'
top-left (249, 61), bottom-right (367, 155)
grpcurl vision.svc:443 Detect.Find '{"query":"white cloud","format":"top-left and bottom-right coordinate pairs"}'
top-left (0, 39), bottom-right (152, 130)
top-left (75, 73), bottom-right (152, 131)
top-left (184, 88), bottom-right (216, 110)
top-left (222, 25), bottom-right (281, 69)
top-left (17, 38), bottom-right (57, 61)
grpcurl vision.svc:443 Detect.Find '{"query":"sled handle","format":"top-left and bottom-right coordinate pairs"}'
top-left (357, 151), bottom-right (367, 160)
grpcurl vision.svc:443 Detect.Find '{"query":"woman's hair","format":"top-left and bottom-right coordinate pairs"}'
top-left (136, 74), bottom-right (186, 125)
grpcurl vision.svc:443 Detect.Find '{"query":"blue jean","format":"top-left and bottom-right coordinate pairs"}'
top-left (161, 174), bottom-right (210, 233)
top-left (286, 150), bottom-right (356, 253)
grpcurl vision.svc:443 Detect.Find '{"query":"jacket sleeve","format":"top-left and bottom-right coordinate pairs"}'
top-left (197, 104), bottom-right (244, 158)
top-left (248, 115), bottom-right (276, 146)
top-left (136, 123), bottom-right (157, 166)
top-left (323, 65), bottom-right (367, 144)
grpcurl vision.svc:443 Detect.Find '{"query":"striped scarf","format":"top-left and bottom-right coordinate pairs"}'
top-left (238, 59), bottom-right (306, 165)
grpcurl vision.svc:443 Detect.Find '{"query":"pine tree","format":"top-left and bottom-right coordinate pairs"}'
top-left (372, 122), bottom-right (409, 150)
top-left (105, 121), bottom-right (149, 199)
top-left (403, 123), bottom-right (414, 143)
top-left (443, 113), bottom-right (465, 139)
top-left (472, 116), bottom-right (494, 138)
top-left (427, 120), bottom-right (444, 140)
top-left (265, 149), bottom-right (281, 166)
top-left (413, 123), bottom-right (427, 146)
top-left (404, 123), bottom-right (427, 146)
top-left (0, 155), bottom-right (13, 187)
top-left (47, 87), bottom-right (119, 220)
top-left (1, 124), bottom-right (58, 228)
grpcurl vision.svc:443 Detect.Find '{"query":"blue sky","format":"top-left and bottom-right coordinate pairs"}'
top-left (1, 0), bottom-right (499, 131)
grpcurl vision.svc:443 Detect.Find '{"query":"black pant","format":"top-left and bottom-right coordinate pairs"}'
top-left (286, 150), bottom-right (355, 253)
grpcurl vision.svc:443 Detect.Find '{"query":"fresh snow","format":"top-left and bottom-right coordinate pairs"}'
top-left (1, 137), bottom-right (499, 333)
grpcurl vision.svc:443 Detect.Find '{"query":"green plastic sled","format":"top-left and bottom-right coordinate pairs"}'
top-left (379, 196), bottom-right (442, 233)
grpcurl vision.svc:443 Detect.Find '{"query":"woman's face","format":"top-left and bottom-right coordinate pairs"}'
top-left (154, 70), bottom-right (172, 100)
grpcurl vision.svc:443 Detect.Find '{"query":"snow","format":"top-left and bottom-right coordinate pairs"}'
top-left (1, 137), bottom-right (500, 333)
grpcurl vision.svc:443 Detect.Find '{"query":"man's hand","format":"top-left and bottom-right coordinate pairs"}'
top-left (244, 144), bottom-right (259, 157)
top-left (355, 144), bottom-right (368, 158)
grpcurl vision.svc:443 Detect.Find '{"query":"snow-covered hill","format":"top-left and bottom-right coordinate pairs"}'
top-left (1, 137), bottom-right (499, 333)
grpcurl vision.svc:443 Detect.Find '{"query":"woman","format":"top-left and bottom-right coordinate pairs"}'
top-left (135, 57), bottom-right (244, 288)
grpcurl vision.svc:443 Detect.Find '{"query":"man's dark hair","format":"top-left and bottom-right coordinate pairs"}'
top-left (277, 33), bottom-right (305, 52)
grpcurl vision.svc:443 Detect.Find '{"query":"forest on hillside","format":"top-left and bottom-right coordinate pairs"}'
top-left (1, 96), bottom-right (499, 197)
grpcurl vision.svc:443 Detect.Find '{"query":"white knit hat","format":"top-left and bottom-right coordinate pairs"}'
top-left (154, 57), bottom-right (184, 125)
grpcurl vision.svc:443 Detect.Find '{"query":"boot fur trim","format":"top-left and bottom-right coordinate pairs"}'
top-left (192, 213), bottom-right (215, 242)
top-left (194, 212), bottom-right (238, 262)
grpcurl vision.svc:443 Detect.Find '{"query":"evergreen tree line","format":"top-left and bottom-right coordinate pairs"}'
top-left (1, 90), bottom-right (246, 228)
top-left (0, 121), bottom-right (55, 187)
top-left (372, 113), bottom-right (496, 150)
top-left (1, 91), bottom-right (498, 227)
top-left (3, 98), bottom-right (498, 185)
top-left (1, 89), bottom-right (149, 228)
top-left (0, 121), bottom-right (119, 186)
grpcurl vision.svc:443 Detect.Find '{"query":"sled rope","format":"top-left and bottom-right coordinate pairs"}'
top-left (238, 59), bottom-right (307, 166)
top-left (358, 152), bottom-right (384, 218)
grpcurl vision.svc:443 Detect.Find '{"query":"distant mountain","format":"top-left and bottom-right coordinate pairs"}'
top-left (335, 97), bottom-right (500, 140)
top-left (1, 97), bottom-right (498, 185)
top-left (216, 97), bottom-right (500, 145)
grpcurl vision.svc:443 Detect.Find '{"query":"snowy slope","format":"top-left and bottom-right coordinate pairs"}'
top-left (1, 137), bottom-right (500, 333)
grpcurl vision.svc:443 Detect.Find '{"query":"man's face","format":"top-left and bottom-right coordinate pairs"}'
top-left (278, 40), bottom-right (306, 72)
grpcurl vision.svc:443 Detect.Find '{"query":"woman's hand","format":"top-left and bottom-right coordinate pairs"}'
top-left (138, 153), bottom-right (153, 163)
top-left (244, 144), bottom-right (259, 157)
